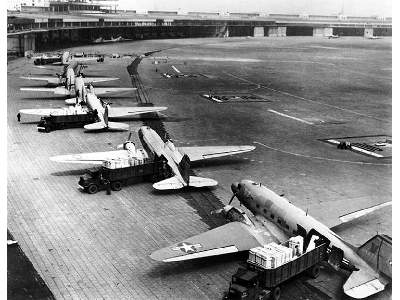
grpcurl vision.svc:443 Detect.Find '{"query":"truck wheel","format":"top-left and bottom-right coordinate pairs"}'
top-left (111, 181), bottom-right (122, 191)
top-left (271, 286), bottom-right (281, 300)
top-left (45, 125), bottom-right (51, 133)
top-left (307, 264), bottom-right (321, 279)
top-left (87, 184), bottom-right (98, 194)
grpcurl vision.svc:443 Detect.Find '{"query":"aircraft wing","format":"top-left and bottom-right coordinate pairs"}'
top-left (343, 267), bottom-right (386, 299)
top-left (150, 222), bottom-right (263, 262)
top-left (178, 146), bottom-right (256, 162)
top-left (82, 77), bottom-right (119, 84)
top-left (19, 108), bottom-right (66, 116)
top-left (91, 87), bottom-right (136, 96)
top-left (50, 149), bottom-right (130, 164)
top-left (108, 106), bottom-right (167, 118)
top-left (306, 197), bottom-right (392, 229)
top-left (20, 76), bottom-right (59, 84)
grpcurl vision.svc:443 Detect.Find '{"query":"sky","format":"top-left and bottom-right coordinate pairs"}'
top-left (118, 0), bottom-right (392, 17)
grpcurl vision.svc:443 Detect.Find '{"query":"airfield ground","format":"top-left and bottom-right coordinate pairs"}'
top-left (8, 36), bottom-right (391, 299)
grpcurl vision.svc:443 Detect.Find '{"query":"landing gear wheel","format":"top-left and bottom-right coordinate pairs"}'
top-left (307, 264), bottom-right (321, 279)
top-left (87, 184), bottom-right (98, 194)
top-left (111, 181), bottom-right (122, 191)
top-left (271, 286), bottom-right (281, 300)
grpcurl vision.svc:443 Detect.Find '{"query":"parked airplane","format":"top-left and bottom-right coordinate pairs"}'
top-left (326, 34), bottom-right (340, 39)
top-left (20, 75), bottom-right (135, 99)
top-left (162, 65), bottom-right (198, 78)
top-left (50, 126), bottom-right (255, 189)
top-left (33, 51), bottom-right (104, 65)
top-left (20, 61), bottom-right (119, 86)
top-left (93, 36), bottom-right (132, 44)
top-left (150, 180), bottom-right (391, 298)
top-left (20, 89), bottom-right (166, 131)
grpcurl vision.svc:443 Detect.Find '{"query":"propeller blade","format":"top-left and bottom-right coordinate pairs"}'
top-left (228, 193), bottom-right (236, 205)
top-left (127, 132), bottom-right (132, 141)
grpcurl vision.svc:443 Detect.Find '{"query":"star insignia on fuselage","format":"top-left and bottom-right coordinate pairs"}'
top-left (172, 242), bottom-right (202, 254)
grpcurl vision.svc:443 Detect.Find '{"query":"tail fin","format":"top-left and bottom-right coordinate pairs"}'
top-left (178, 154), bottom-right (190, 184)
top-left (357, 235), bottom-right (392, 279)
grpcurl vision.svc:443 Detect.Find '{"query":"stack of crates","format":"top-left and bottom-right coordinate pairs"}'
top-left (103, 157), bottom-right (146, 169)
top-left (248, 242), bottom-right (294, 269)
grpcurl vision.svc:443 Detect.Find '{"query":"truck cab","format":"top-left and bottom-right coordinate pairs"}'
top-left (225, 268), bottom-right (270, 300)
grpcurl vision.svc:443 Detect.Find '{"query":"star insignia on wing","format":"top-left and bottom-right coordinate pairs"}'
top-left (172, 242), bottom-right (202, 254)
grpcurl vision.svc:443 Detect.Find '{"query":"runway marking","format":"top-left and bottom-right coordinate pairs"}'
top-left (268, 109), bottom-right (314, 125)
top-left (254, 141), bottom-right (391, 166)
top-left (223, 72), bottom-right (388, 123)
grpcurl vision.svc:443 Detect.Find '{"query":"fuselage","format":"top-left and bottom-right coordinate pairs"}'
top-left (234, 180), bottom-right (378, 275)
top-left (138, 126), bottom-right (186, 184)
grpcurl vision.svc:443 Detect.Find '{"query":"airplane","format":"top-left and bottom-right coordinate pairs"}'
top-left (162, 65), bottom-right (199, 78)
top-left (93, 36), bottom-right (132, 44)
top-left (33, 51), bottom-right (104, 66)
top-left (150, 179), bottom-right (391, 299)
top-left (20, 61), bottom-right (119, 86)
top-left (49, 126), bottom-right (256, 189)
top-left (20, 88), bottom-right (167, 131)
top-left (326, 34), bottom-right (340, 39)
top-left (20, 75), bottom-right (135, 99)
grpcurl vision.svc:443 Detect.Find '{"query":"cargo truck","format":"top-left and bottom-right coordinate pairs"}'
top-left (78, 156), bottom-right (171, 194)
top-left (224, 241), bottom-right (328, 300)
top-left (37, 111), bottom-right (98, 132)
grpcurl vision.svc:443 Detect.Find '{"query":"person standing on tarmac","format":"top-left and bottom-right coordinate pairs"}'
top-left (17, 112), bottom-right (21, 122)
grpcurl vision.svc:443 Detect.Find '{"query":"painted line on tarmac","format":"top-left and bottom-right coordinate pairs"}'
top-left (223, 72), bottom-right (388, 123)
top-left (254, 141), bottom-right (391, 166)
top-left (268, 109), bottom-right (314, 125)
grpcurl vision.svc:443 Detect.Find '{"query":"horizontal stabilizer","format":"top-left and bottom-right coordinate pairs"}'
top-left (84, 121), bottom-right (106, 131)
top-left (344, 275), bottom-right (385, 299)
top-left (153, 176), bottom-right (185, 190)
top-left (106, 121), bottom-right (130, 131)
top-left (339, 201), bottom-right (392, 224)
top-left (188, 176), bottom-right (218, 188)
top-left (91, 87), bottom-right (136, 96)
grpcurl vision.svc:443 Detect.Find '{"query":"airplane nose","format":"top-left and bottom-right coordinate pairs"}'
top-left (231, 182), bottom-right (240, 194)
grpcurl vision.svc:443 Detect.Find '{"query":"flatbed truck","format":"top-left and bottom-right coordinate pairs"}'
top-left (78, 157), bottom-right (171, 194)
top-left (224, 243), bottom-right (328, 300)
top-left (37, 111), bottom-right (98, 132)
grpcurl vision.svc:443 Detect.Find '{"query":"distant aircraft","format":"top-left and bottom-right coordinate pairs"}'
top-left (162, 65), bottom-right (198, 78)
top-left (50, 126), bottom-right (255, 189)
top-left (33, 51), bottom-right (104, 65)
top-left (366, 35), bottom-right (381, 40)
top-left (326, 34), bottom-right (340, 39)
top-left (20, 61), bottom-right (119, 86)
top-left (20, 75), bottom-right (135, 99)
top-left (93, 36), bottom-right (132, 44)
top-left (151, 179), bottom-right (391, 299)
top-left (20, 89), bottom-right (167, 131)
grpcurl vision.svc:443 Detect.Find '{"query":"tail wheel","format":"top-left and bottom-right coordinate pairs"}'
top-left (271, 286), bottom-right (281, 300)
top-left (111, 181), bottom-right (122, 191)
top-left (87, 184), bottom-right (98, 194)
top-left (307, 264), bottom-right (321, 279)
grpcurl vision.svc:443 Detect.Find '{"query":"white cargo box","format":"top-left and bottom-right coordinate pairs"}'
top-left (289, 236), bottom-right (304, 257)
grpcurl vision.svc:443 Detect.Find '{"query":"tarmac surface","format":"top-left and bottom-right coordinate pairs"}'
top-left (8, 36), bottom-right (391, 299)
